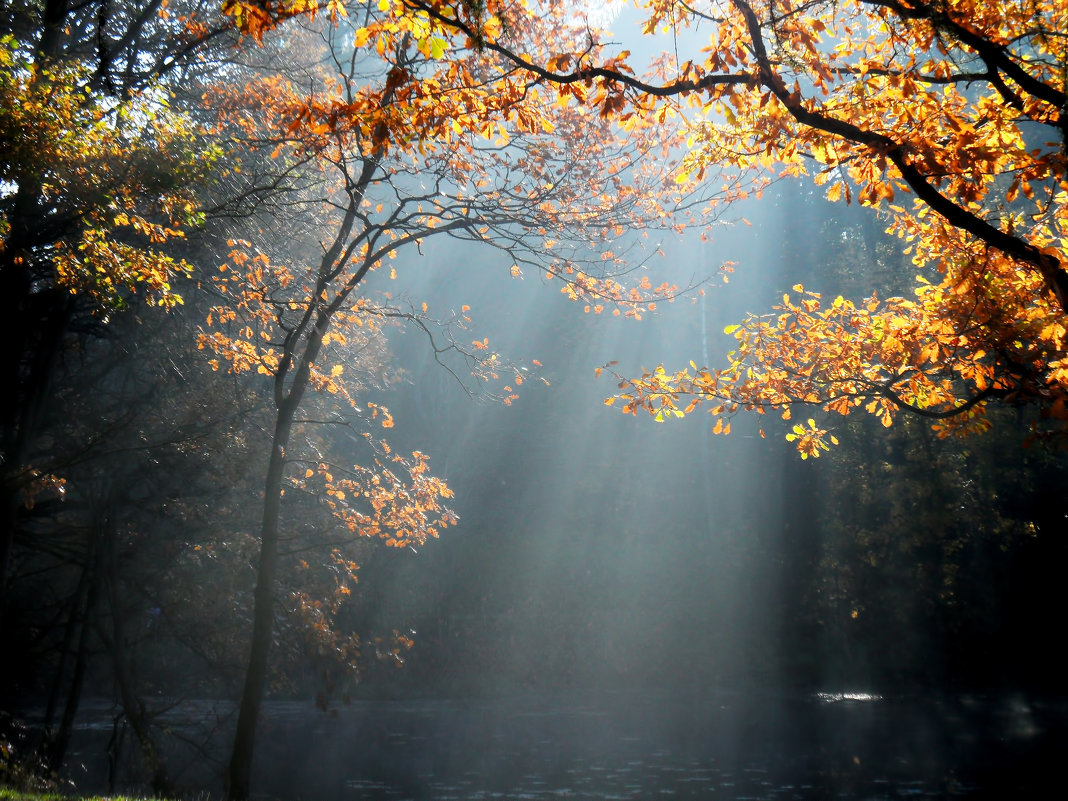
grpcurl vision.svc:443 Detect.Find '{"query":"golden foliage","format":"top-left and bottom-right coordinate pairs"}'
top-left (421, 0), bottom-right (1066, 451)
top-left (215, 1), bottom-right (1068, 450)
top-left (0, 35), bottom-right (211, 309)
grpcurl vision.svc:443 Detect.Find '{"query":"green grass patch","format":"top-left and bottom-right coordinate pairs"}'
top-left (1, 791), bottom-right (156, 801)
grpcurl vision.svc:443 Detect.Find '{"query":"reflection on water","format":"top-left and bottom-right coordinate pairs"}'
top-left (56, 691), bottom-right (1067, 800)
top-left (815, 692), bottom-right (883, 703)
top-left (252, 691), bottom-right (1066, 801)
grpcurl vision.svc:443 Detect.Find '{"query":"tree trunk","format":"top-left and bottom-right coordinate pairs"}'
top-left (226, 167), bottom-right (359, 798)
top-left (0, 284), bottom-right (73, 637)
top-left (45, 529), bottom-right (103, 773)
top-left (226, 414), bottom-right (292, 801)
top-left (97, 495), bottom-right (173, 796)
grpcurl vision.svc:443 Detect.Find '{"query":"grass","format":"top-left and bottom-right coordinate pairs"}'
top-left (1, 790), bottom-right (159, 801)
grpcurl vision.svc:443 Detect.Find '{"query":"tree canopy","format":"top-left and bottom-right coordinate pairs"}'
top-left (575, 0), bottom-right (1068, 450)
top-left (281, 0), bottom-right (1068, 451)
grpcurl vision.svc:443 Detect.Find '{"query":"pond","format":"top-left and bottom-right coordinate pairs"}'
top-left (58, 690), bottom-right (1067, 800)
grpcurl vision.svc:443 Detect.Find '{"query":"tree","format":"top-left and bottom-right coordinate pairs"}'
top-left (204, 7), bottom-right (704, 797)
top-left (1, 3), bottom-right (399, 790)
top-left (0, 0), bottom-right (237, 627)
top-left (372, 0), bottom-right (1068, 451)
top-left (0, 269), bottom-right (277, 786)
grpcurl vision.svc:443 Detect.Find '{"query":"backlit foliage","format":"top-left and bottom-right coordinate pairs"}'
top-left (385, 0), bottom-right (1064, 451)
top-left (216, 1), bottom-right (1068, 451)
top-left (286, 447), bottom-right (456, 678)
top-left (218, 0), bottom-right (733, 314)
top-left (296, 450), bottom-right (457, 546)
top-left (0, 35), bottom-right (213, 310)
top-left (612, 272), bottom-right (1063, 451)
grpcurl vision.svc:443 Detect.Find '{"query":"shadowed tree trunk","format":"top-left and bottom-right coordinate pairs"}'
top-left (94, 491), bottom-right (173, 796)
top-left (42, 518), bottom-right (104, 773)
top-left (227, 395), bottom-right (304, 800)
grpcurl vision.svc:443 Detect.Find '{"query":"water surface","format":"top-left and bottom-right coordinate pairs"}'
top-left (60, 691), bottom-right (1067, 799)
